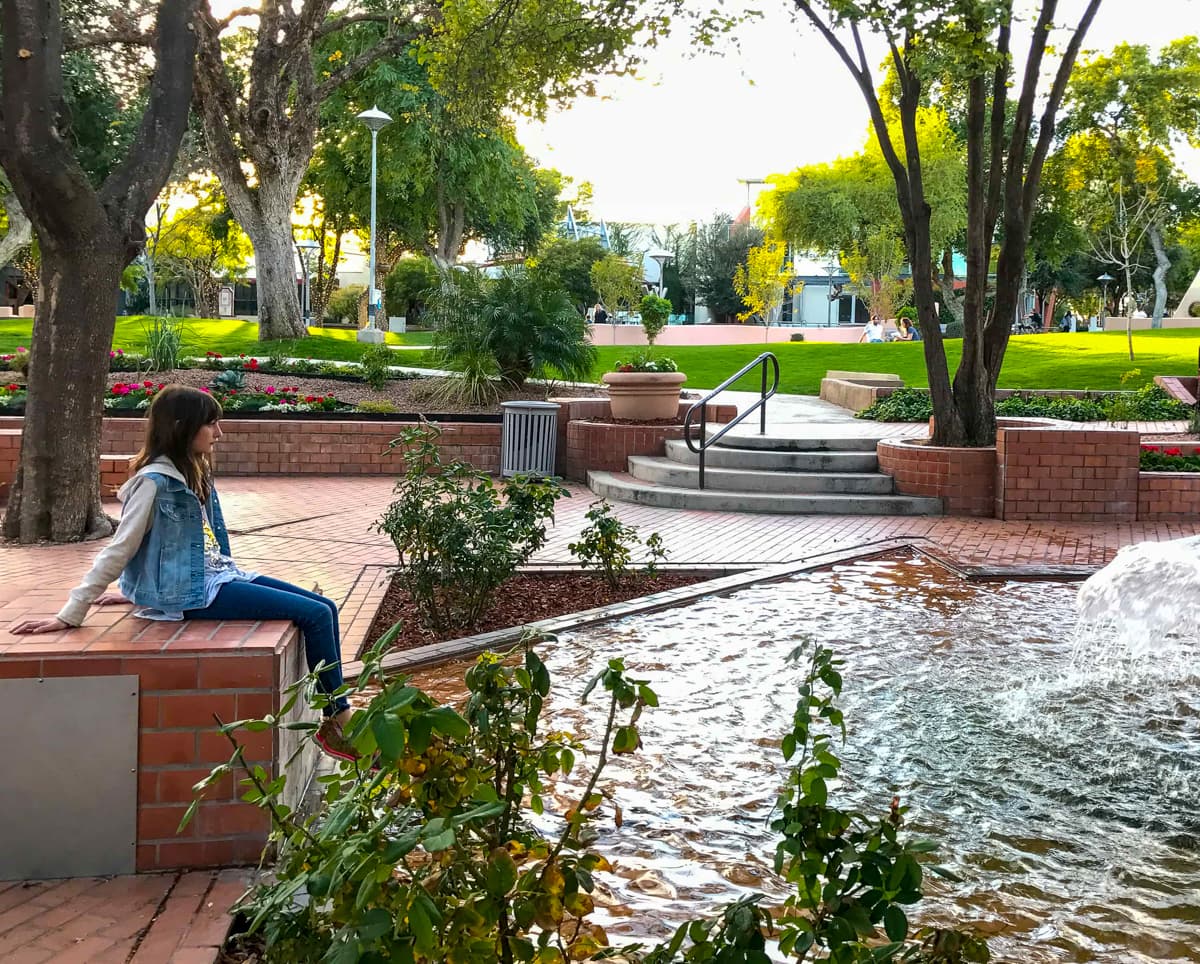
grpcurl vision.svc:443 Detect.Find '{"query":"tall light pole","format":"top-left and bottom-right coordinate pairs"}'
top-left (296, 238), bottom-right (319, 327)
top-left (647, 248), bottom-right (673, 299)
top-left (1098, 273), bottom-right (1115, 331)
top-left (737, 177), bottom-right (765, 212)
top-left (356, 105), bottom-right (392, 342)
top-left (825, 259), bottom-right (840, 327)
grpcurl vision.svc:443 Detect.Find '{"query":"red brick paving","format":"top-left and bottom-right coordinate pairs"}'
top-left (0, 869), bottom-right (250, 964)
top-left (5, 475), bottom-right (1200, 666)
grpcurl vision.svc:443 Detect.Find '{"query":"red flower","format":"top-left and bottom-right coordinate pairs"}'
top-left (305, 395), bottom-right (316, 402)
top-left (143, 380), bottom-right (154, 388)
top-left (5, 383), bottom-right (19, 391)
top-left (1165, 447), bottom-right (1184, 456)
top-left (1143, 445), bottom-right (1161, 452)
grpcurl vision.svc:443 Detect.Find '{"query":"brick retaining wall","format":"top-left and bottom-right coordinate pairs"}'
top-left (1138, 472), bottom-right (1200, 520)
top-left (995, 426), bottom-right (1141, 522)
top-left (877, 439), bottom-right (996, 517)
top-left (0, 416), bottom-right (502, 490)
top-left (553, 397), bottom-right (737, 482)
top-left (0, 621), bottom-right (314, 873)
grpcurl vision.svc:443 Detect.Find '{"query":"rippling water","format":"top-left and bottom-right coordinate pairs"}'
top-left (412, 553), bottom-right (1200, 962)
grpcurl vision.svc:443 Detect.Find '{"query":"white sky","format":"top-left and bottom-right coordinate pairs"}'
top-left (514, 0), bottom-right (1200, 225)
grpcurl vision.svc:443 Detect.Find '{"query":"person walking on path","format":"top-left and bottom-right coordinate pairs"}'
top-left (9, 385), bottom-right (362, 763)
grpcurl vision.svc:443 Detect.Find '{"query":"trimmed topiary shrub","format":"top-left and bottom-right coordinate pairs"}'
top-left (326, 284), bottom-right (365, 325)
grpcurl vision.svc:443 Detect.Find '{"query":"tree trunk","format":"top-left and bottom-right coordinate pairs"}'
top-left (241, 198), bottom-right (306, 340)
top-left (0, 190), bottom-right (31, 267)
top-left (1149, 221), bottom-right (1169, 328)
top-left (3, 242), bottom-right (124, 542)
top-left (1124, 262), bottom-right (1135, 361)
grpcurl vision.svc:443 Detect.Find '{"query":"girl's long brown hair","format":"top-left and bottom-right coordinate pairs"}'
top-left (130, 385), bottom-right (223, 503)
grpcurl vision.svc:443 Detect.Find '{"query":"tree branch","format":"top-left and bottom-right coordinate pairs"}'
top-left (313, 26), bottom-right (429, 102)
top-left (1021, 0), bottom-right (1104, 226)
top-left (99, 0), bottom-right (203, 245)
top-left (315, 12), bottom-right (400, 38)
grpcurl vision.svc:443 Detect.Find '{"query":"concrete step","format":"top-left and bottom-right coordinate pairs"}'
top-left (588, 471), bottom-right (943, 516)
top-left (708, 431), bottom-right (882, 453)
top-left (664, 439), bottom-right (879, 472)
top-left (629, 456), bottom-right (895, 495)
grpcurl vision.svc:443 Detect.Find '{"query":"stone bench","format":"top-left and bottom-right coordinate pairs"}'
top-left (820, 372), bottom-right (905, 411)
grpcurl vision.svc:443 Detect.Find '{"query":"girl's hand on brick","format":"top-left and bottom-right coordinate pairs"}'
top-left (10, 617), bottom-right (71, 635)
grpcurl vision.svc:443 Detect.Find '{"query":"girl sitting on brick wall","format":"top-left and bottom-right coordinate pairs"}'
top-left (9, 385), bottom-right (362, 763)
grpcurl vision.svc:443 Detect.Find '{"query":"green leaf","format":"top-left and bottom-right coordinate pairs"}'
top-left (884, 905), bottom-right (908, 942)
top-left (426, 706), bottom-right (470, 739)
top-left (423, 827), bottom-right (455, 851)
top-left (357, 906), bottom-right (393, 941)
top-left (408, 895), bottom-right (435, 951)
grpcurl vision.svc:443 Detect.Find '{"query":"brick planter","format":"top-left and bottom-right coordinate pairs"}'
top-left (877, 438), bottom-right (996, 517)
top-left (1138, 472), bottom-right (1200, 520)
top-left (0, 416), bottom-right (501, 492)
top-left (0, 619), bottom-right (314, 875)
top-left (996, 425), bottom-right (1141, 521)
top-left (554, 398), bottom-right (737, 482)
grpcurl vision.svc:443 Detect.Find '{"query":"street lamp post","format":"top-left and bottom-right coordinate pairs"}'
top-left (356, 105), bottom-right (392, 343)
top-left (825, 259), bottom-right (839, 327)
top-left (1098, 273), bottom-right (1115, 331)
top-left (647, 248), bottom-right (673, 299)
top-left (295, 238), bottom-right (319, 327)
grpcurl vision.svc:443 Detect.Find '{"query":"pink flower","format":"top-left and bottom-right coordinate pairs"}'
top-left (16, 347), bottom-right (26, 353)
top-left (265, 386), bottom-right (276, 394)
top-left (112, 384), bottom-right (131, 396)
top-left (200, 387), bottom-right (210, 393)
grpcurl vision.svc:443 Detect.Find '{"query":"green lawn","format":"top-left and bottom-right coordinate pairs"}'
top-left (2, 316), bottom-right (1196, 394)
top-left (0, 316), bottom-right (434, 361)
top-left (592, 329), bottom-right (1200, 395)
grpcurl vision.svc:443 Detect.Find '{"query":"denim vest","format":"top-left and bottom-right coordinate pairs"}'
top-left (117, 472), bottom-right (231, 611)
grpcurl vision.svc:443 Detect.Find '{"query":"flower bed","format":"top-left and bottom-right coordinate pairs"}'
top-left (1140, 444), bottom-right (1200, 472)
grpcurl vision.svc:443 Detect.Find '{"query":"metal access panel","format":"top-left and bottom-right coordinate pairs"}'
top-left (0, 675), bottom-right (138, 880)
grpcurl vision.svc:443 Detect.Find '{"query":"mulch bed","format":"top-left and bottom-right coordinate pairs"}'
top-left (104, 369), bottom-right (603, 415)
top-left (364, 570), bottom-right (712, 654)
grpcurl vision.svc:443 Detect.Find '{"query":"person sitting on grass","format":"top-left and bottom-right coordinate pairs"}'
top-left (859, 315), bottom-right (884, 343)
top-left (9, 385), bottom-right (361, 764)
top-left (895, 318), bottom-right (916, 342)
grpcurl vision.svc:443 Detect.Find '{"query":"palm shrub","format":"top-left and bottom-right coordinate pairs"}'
top-left (485, 270), bottom-right (596, 387)
top-left (424, 268), bottom-right (501, 405)
top-left (426, 268), bottom-right (596, 402)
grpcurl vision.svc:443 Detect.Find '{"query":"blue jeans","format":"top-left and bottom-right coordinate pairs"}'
top-left (185, 575), bottom-right (349, 716)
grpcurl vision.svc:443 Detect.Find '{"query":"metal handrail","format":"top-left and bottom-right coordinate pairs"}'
top-left (683, 352), bottom-right (779, 490)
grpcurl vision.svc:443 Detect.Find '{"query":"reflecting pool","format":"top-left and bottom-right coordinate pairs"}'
top-left (413, 554), bottom-right (1200, 962)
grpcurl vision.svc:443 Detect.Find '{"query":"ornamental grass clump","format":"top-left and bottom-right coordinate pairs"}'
top-left (374, 423), bottom-right (568, 632)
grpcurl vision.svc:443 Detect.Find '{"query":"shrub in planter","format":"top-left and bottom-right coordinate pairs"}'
top-left (0, 382), bottom-right (26, 412)
top-left (568, 499), bottom-right (668, 589)
top-left (373, 424), bottom-right (568, 631)
top-left (790, 331), bottom-right (805, 342)
top-left (358, 342), bottom-right (393, 390)
top-left (191, 637), bottom-right (988, 963)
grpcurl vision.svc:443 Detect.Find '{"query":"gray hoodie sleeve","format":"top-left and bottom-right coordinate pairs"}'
top-left (56, 476), bottom-right (157, 627)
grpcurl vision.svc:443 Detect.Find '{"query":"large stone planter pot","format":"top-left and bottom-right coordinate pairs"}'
top-left (601, 371), bottom-right (688, 421)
